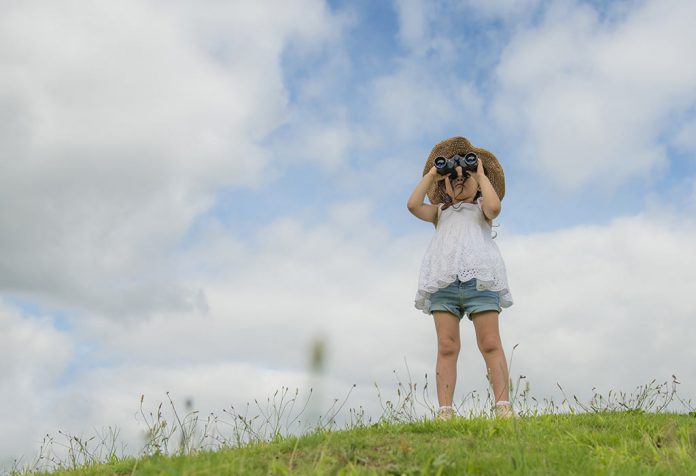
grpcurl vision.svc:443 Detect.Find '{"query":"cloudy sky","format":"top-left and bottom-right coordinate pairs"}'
top-left (2, 0), bottom-right (696, 468)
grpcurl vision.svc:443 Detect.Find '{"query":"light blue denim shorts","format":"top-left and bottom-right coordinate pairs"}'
top-left (429, 278), bottom-right (501, 321)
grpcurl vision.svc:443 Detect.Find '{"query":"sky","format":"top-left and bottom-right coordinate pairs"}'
top-left (2, 0), bottom-right (696, 469)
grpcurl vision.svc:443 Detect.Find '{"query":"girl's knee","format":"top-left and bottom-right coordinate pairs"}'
top-left (438, 335), bottom-right (460, 357)
top-left (477, 337), bottom-right (501, 354)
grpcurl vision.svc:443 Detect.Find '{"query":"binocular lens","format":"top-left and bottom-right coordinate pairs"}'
top-left (464, 152), bottom-right (477, 165)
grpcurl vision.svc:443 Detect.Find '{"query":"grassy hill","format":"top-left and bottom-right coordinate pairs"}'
top-left (28, 411), bottom-right (696, 475)
top-left (8, 376), bottom-right (695, 475)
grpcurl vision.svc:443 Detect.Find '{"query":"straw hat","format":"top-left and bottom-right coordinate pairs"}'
top-left (422, 136), bottom-right (506, 204)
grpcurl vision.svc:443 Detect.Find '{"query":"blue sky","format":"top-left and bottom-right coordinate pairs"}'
top-left (200, 0), bottom-right (696, 244)
top-left (2, 0), bottom-right (696, 469)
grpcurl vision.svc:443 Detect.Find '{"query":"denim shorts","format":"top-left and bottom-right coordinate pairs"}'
top-left (429, 278), bottom-right (501, 321)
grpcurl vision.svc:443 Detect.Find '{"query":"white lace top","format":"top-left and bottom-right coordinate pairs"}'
top-left (414, 197), bottom-right (513, 314)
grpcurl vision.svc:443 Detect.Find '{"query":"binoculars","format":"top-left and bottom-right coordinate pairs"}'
top-left (434, 152), bottom-right (478, 179)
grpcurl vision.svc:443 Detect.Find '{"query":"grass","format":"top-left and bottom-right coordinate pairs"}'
top-left (7, 357), bottom-right (696, 475)
top-left (27, 412), bottom-right (696, 475)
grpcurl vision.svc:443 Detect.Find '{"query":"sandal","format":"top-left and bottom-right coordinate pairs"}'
top-left (494, 401), bottom-right (515, 419)
top-left (437, 406), bottom-right (456, 421)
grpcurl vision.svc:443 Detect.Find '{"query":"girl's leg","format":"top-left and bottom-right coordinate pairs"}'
top-left (471, 310), bottom-right (509, 404)
top-left (432, 311), bottom-right (461, 407)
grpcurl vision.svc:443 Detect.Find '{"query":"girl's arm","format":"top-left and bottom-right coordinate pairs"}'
top-left (473, 159), bottom-right (501, 220)
top-left (407, 167), bottom-right (442, 225)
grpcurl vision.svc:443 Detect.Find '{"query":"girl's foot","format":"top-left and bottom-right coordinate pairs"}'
top-left (494, 401), bottom-right (515, 419)
top-left (437, 406), bottom-right (455, 421)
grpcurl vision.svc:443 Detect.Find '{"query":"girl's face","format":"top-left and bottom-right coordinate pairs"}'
top-left (451, 168), bottom-right (479, 202)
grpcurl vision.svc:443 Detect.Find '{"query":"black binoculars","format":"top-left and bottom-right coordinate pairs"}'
top-left (434, 152), bottom-right (478, 179)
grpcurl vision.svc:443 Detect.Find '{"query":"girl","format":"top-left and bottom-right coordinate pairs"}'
top-left (407, 137), bottom-right (514, 420)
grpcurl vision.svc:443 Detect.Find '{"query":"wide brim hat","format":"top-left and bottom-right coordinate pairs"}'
top-left (422, 136), bottom-right (506, 204)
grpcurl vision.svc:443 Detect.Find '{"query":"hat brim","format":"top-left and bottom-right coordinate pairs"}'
top-left (422, 136), bottom-right (506, 204)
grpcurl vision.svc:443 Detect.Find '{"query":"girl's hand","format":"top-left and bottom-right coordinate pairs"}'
top-left (472, 158), bottom-right (486, 182)
top-left (427, 166), bottom-right (448, 181)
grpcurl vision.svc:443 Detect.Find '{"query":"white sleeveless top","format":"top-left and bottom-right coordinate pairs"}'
top-left (414, 197), bottom-right (513, 314)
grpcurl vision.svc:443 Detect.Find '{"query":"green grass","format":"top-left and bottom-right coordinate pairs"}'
top-left (33, 412), bottom-right (696, 475)
top-left (9, 374), bottom-right (694, 475)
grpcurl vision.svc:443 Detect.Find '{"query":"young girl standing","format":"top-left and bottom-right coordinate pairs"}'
top-left (407, 137), bottom-right (514, 419)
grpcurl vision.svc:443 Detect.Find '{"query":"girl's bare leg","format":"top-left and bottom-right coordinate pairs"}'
top-left (471, 310), bottom-right (509, 404)
top-left (432, 311), bottom-right (461, 407)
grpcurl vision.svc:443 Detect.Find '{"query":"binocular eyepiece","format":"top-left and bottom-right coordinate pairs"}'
top-left (434, 152), bottom-right (478, 179)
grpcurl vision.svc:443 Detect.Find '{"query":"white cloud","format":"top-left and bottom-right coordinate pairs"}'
top-left (393, 0), bottom-right (430, 51)
top-left (370, 64), bottom-right (484, 141)
top-left (0, 0), bottom-right (343, 317)
top-left (501, 211), bottom-right (696, 393)
top-left (671, 118), bottom-right (696, 154)
top-left (492, 0), bottom-right (696, 191)
top-left (284, 116), bottom-right (356, 171)
top-left (3, 203), bottom-right (696, 466)
top-left (0, 301), bottom-right (74, 462)
top-left (457, 0), bottom-right (542, 20)
top-left (392, 0), bottom-right (544, 57)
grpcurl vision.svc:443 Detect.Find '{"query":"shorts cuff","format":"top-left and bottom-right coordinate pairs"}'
top-left (467, 306), bottom-right (502, 320)
top-left (429, 304), bottom-right (463, 319)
